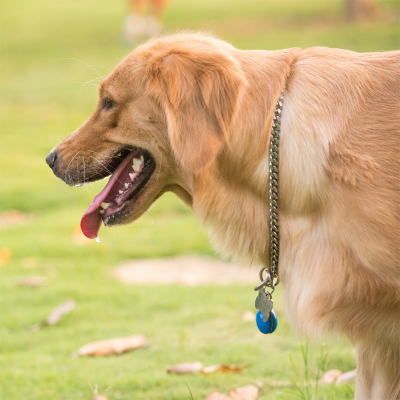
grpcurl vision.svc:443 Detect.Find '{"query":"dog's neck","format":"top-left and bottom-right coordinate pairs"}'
top-left (190, 51), bottom-right (298, 266)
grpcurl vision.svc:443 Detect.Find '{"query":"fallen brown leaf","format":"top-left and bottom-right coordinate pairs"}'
top-left (90, 383), bottom-right (110, 400)
top-left (76, 334), bottom-right (146, 356)
top-left (229, 385), bottom-right (258, 400)
top-left (336, 369), bottom-right (357, 385)
top-left (205, 385), bottom-right (258, 400)
top-left (46, 299), bottom-right (75, 325)
top-left (221, 364), bottom-right (247, 373)
top-left (72, 228), bottom-right (92, 245)
top-left (201, 364), bottom-right (247, 375)
top-left (242, 311), bottom-right (255, 322)
top-left (166, 362), bottom-right (203, 374)
top-left (0, 248), bottom-right (11, 265)
top-left (15, 276), bottom-right (48, 287)
top-left (29, 299), bottom-right (75, 332)
top-left (320, 369), bottom-right (342, 384)
top-left (0, 210), bottom-right (30, 227)
top-left (201, 364), bottom-right (221, 374)
top-left (205, 393), bottom-right (231, 400)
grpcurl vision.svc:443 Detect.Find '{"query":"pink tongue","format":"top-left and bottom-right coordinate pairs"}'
top-left (80, 152), bottom-right (136, 239)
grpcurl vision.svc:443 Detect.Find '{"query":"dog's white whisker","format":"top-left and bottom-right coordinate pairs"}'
top-left (61, 58), bottom-right (108, 77)
top-left (64, 151), bottom-right (80, 183)
top-left (88, 155), bottom-right (124, 185)
top-left (82, 156), bottom-right (86, 186)
top-left (76, 79), bottom-right (100, 96)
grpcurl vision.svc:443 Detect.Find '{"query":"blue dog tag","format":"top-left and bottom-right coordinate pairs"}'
top-left (256, 309), bottom-right (278, 334)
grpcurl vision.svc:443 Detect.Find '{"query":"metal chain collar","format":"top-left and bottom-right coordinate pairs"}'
top-left (254, 93), bottom-right (283, 295)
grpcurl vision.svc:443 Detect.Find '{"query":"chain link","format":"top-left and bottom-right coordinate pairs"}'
top-left (254, 93), bottom-right (283, 293)
top-left (269, 94), bottom-right (283, 281)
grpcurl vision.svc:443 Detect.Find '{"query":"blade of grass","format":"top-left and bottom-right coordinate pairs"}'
top-left (288, 353), bottom-right (307, 399)
top-left (300, 341), bottom-right (311, 400)
top-left (346, 384), bottom-right (355, 397)
top-left (186, 379), bottom-right (195, 400)
top-left (314, 346), bottom-right (328, 399)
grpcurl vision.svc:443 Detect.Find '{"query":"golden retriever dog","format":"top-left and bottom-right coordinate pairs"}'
top-left (46, 34), bottom-right (400, 399)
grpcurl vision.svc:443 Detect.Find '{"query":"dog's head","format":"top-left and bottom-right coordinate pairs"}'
top-left (46, 34), bottom-right (245, 239)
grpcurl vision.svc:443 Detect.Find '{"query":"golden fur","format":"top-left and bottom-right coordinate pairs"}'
top-left (49, 34), bottom-right (400, 399)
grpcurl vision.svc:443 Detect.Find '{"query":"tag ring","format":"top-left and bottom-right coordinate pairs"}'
top-left (254, 268), bottom-right (280, 292)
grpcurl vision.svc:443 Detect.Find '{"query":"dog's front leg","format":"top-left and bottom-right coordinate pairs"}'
top-left (355, 343), bottom-right (400, 400)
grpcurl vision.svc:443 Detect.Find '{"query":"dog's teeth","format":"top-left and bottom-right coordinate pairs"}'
top-left (132, 158), bottom-right (142, 172)
top-left (125, 183), bottom-right (129, 189)
top-left (119, 190), bottom-right (123, 194)
top-left (117, 152), bottom-right (121, 156)
top-left (101, 202), bottom-right (110, 210)
top-left (129, 173), bottom-right (135, 180)
top-left (99, 209), bottom-right (104, 214)
top-left (139, 155), bottom-right (144, 162)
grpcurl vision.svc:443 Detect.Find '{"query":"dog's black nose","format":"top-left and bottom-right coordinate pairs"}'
top-left (46, 150), bottom-right (58, 170)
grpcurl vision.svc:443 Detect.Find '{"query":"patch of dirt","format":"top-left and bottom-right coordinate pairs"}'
top-left (112, 256), bottom-right (258, 285)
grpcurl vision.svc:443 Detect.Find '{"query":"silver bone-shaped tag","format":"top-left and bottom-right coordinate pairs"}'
top-left (255, 289), bottom-right (274, 322)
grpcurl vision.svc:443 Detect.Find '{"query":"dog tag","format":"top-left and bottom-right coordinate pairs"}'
top-left (255, 289), bottom-right (273, 322)
top-left (256, 309), bottom-right (278, 334)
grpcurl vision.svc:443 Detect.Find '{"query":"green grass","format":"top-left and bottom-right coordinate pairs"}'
top-left (1, 0), bottom-right (398, 398)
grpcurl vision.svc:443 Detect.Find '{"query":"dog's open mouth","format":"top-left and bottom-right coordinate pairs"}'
top-left (81, 148), bottom-right (156, 239)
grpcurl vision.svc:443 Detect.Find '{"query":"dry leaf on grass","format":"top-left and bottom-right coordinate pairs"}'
top-left (229, 385), bottom-right (258, 400)
top-left (166, 362), bottom-right (203, 374)
top-left (90, 383), bottom-right (110, 400)
top-left (201, 364), bottom-right (248, 375)
top-left (320, 369), bottom-right (342, 384)
top-left (15, 276), bottom-right (48, 286)
top-left (201, 364), bottom-right (222, 375)
top-left (0, 248), bottom-right (11, 266)
top-left (29, 299), bottom-right (75, 332)
top-left (205, 393), bottom-right (231, 400)
top-left (242, 311), bottom-right (255, 322)
top-left (0, 210), bottom-right (30, 227)
top-left (76, 334), bottom-right (146, 356)
top-left (72, 229), bottom-right (92, 245)
top-left (45, 299), bottom-right (75, 325)
top-left (205, 385), bottom-right (258, 400)
top-left (336, 369), bottom-right (357, 385)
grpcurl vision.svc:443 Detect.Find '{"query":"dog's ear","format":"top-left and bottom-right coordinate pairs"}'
top-left (149, 49), bottom-right (245, 172)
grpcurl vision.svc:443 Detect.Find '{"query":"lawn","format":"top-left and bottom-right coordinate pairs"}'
top-left (0, 1), bottom-right (399, 399)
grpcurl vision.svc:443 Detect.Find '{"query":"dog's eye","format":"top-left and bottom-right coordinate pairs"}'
top-left (102, 98), bottom-right (115, 110)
